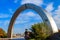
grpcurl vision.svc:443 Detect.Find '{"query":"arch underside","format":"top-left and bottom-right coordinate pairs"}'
top-left (7, 3), bottom-right (58, 38)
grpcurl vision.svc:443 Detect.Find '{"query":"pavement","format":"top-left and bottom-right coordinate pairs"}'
top-left (0, 38), bottom-right (25, 40)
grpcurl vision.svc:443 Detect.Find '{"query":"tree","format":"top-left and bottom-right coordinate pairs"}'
top-left (30, 22), bottom-right (51, 40)
top-left (0, 28), bottom-right (7, 38)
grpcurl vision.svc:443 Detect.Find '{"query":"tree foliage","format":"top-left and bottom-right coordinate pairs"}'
top-left (30, 22), bottom-right (51, 40)
top-left (0, 28), bottom-right (7, 38)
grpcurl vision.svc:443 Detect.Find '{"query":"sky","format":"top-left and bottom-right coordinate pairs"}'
top-left (0, 0), bottom-right (60, 34)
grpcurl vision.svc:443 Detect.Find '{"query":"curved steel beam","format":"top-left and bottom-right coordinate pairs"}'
top-left (7, 3), bottom-right (58, 38)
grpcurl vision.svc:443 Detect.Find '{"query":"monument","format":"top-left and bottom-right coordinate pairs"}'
top-left (7, 3), bottom-right (58, 38)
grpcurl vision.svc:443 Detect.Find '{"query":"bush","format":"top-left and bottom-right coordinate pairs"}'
top-left (30, 22), bottom-right (51, 40)
top-left (0, 28), bottom-right (7, 38)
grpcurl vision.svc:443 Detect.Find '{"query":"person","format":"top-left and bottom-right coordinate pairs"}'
top-left (24, 29), bottom-right (30, 40)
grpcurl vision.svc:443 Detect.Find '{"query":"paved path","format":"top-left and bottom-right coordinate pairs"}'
top-left (0, 38), bottom-right (25, 40)
top-left (12, 38), bottom-right (25, 40)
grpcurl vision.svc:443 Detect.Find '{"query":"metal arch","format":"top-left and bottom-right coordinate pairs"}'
top-left (7, 3), bottom-right (58, 38)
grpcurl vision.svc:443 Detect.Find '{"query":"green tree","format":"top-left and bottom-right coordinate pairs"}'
top-left (30, 22), bottom-right (51, 40)
top-left (0, 28), bottom-right (7, 38)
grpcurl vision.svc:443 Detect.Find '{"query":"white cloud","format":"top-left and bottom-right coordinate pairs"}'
top-left (0, 21), bottom-right (3, 24)
top-left (53, 16), bottom-right (60, 29)
top-left (0, 14), bottom-right (11, 18)
top-left (58, 6), bottom-right (60, 9)
top-left (54, 6), bottom-right (60, 15)
top-left (21, 0), bottom-right (43, 6)
top-left (45, 2), bottom-right (60, 29)
top-left (45, 3), bottom-right (54, 12)
top-left (0, 20), bottom-right (10, 26)
top-left (53, 5), bottom-right (60, 29)
top-left (17, 12), bottom-right (38, 20)
top-left (4, 20), bottom-right (9, 26)
top-left (14, 0), bottom-right (18, 3)
top-left (15, 20), bottom-right (28, 24)
top-left (26, 12), bottom-right (36, 16)
top-left (16, 12), bottom-right (36, 20)
top-left (9, 9), bottom-right (14, 14)
top-left (20, 12), bottom-right (36, 17)
top-left (14, 12), bottom-right (36, 24)
top-left (14, 11), bottom-right (42, 25)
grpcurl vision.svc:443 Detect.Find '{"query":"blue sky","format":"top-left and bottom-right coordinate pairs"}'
top-left (0, 0), bottom-right (60, 34)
